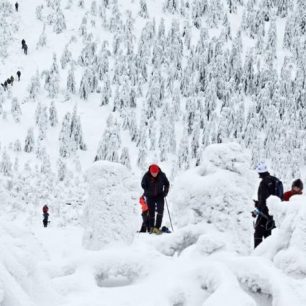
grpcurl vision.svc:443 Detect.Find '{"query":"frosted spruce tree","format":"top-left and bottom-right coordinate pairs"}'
top-left (0, 149), bottom-right (12, 176)
top-left (139, 0), bottom-right (149, 18)
top-left (49, 101), bottom-right (58, 127)
top-left (24, 128), bottom-right (35, 153)
top-left (28, 70), bottom-right (41, 100)
top-left (67, 64), bottom-right (76, 94)
top-left (11, 98), bottom-right (22, 122)
top-left (37, 24), bottom-right (47, 49)
top-left (95, 116), bottom-right (121, 162)
top-left (44, 54), bottom-right (60, 98)
top-left (119, 147), bottom-right (131, 169)
top-left (59, 112), bottom-right (72, 158)
top-left (61, 45), bottom-right (72, 69)
top-left (53, 5), bottom-right (66, 33)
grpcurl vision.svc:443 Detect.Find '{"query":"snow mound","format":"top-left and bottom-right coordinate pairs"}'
top-left (0, 220), bottom-right (56, 306)
top-left (82, 161), bottom-right (138, 250)
top-left (171, 143), bottom-right (256, 253)
top-left (256, 195), bottom-right (306, 277)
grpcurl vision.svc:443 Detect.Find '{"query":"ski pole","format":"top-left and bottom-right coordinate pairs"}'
top-left (165, 198), bottom-right (174, 232)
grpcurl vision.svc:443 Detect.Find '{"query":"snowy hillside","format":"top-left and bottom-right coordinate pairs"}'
top-left (1, 0), bottom-right (306, 305)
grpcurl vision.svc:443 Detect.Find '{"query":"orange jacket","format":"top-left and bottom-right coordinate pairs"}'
top-left (139, 196), bottom-right (148, 212)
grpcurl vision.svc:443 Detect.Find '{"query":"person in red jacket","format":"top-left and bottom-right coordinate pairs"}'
top-left (139, 195), bottom-right (150, 232)
top-left (283, 179), bottom-right (303, 201)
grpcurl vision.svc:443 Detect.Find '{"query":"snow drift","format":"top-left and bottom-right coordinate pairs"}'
top-left (171, 142), bottom-right (257, 253)
top-left (82, 161), bottom-right (139, 250)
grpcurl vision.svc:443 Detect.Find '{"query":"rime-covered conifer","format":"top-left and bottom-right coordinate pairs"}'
top-left (24, 128), bottom-right (35, 153)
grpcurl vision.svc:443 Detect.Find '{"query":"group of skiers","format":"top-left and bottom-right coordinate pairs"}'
top-left (137, 161), bottom-right (304, 245)
top-left (253, 162), bottom-right (303, 248)
top-left (1, 71), bottom-right (21, 91)
top-left (40, 161), bottom-right (303, 248)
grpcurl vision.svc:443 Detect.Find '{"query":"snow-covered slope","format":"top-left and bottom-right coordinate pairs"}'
top-left (0, 0), bottom-right (306, 305)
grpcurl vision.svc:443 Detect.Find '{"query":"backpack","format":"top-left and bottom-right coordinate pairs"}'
top-left (267, 176), bottom-right (284, 199)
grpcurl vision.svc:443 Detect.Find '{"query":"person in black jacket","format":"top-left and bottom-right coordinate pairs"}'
top-left (141, 164), bottom-right (169, 234)
top-left (253, 162), bottom-right (276, 248)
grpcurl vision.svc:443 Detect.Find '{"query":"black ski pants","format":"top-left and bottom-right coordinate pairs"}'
top-left (139, 211), bottom-right (150, 232)
top-left (147, 197), bottom-right (164, 229)
top-left (254, 215), bottom-right (275, 248)
top-left (43, 213), bottom-right (49, 228)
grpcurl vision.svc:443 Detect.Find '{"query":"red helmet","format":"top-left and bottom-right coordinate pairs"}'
top-left (149, 164), bottom-right (160, 175)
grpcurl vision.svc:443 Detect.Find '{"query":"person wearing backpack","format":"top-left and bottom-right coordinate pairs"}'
top-left (252, 162), bottom-right (282, 248)
top-left (283, 179), bottom-right (303, 201)
top-left (141, 164), bottom-right (169, 235)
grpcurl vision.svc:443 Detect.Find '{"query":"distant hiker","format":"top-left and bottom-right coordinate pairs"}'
top-left (283, 179), bottom-right (303, 201)
top-left (10, 76), bottom-right (14, 85)
top-left (3, 81), bottom-right (8, 90)
top-left (7, 78), bottom-right (11, 85)
top-left (15, 2), bottom-right (18, 11)
top-left (141, 164), bottom-right (170, 235)
top-left (23, 43), bottom-right (28, 55)
top-left (42, 205), bottom-right (49, 227)
top-left (252, 162), bottom-right (282, 248)
top-left (139, 195), bottom-right (150, 233)
top-left (21, 40), bottom-right (28, 55)
top-left (17, 70), bottom-right (21, 81)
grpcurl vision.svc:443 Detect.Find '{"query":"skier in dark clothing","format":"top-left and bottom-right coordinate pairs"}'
top-left (15, 2), bottom-right (18, 11)
top-left (17, 71), bottom-right (21, 81)
top-left (23, 43), bottom-right (28, 55)
top-left (7, 78), bottom-right (11, 85)
top-left (10, 76), bottom-right (14, 85)
top-left (3, 81), bottom-right (8, 90)
top-left (42, 205), bottom-right (49, 227)
top-left (141, 164), bottom-right (169, 235)
top-left (253, 162), bottom-right (278, 248)
top-left (21, 40), bottom-right (28, 55)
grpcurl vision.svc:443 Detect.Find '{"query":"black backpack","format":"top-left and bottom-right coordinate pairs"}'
top-left (266, 176), bottom-right (284, 200)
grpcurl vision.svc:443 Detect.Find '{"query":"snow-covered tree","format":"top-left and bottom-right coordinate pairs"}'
top-left (28, 71), bottom-right (41, 100)
top-left (59, 112), bottom-right (72, 158)
top-left (49, 101), bottom-right (58, 127)
top-left (0, 149), bottom-right (12, 176)
top-left (11, 98), bottom-right (22, 122)
top-left (61, 45), bottom-right (72, 69)
top-left (139, 0), bottom-right (149, 18)
top-left (95, 115), bottom-right (121, 162)
top-left (37, 24), bottom-right (47, 49)
top-left (119, 147), bottom-right (131, 169)
top-left (67, 64), bottom-right (76, 94)
top-left (53, 6), bottom-right (66, 33)
top-left (24, 128), bottom-right (35, 153)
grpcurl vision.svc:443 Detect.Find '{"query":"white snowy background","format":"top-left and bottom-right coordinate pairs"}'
top-left (0, 0), bottom-right (306, 305)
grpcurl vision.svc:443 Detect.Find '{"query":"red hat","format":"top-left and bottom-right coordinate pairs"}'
top-left (149, 164), bottom-right (160, 174)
